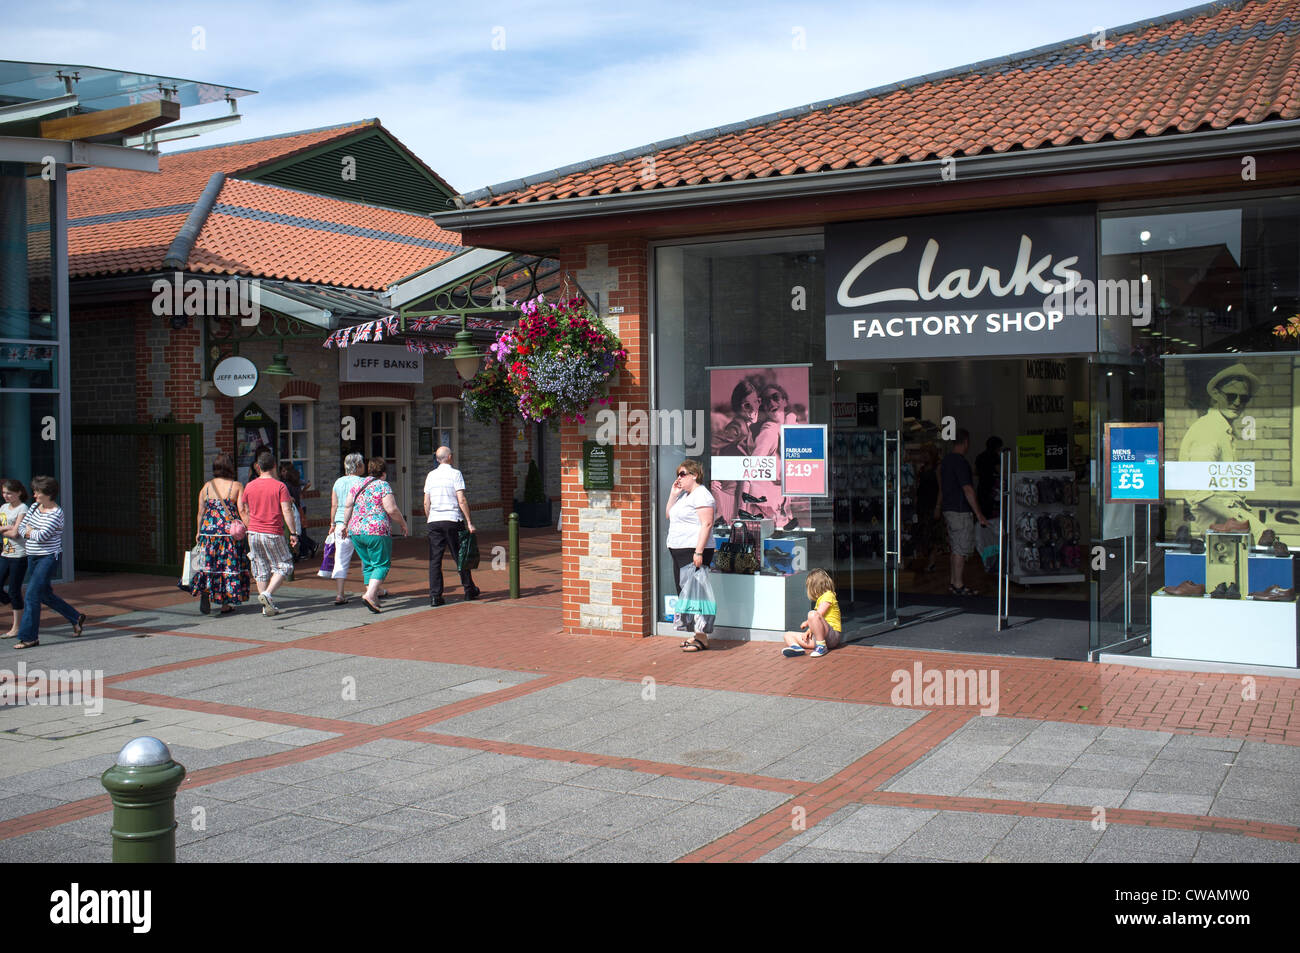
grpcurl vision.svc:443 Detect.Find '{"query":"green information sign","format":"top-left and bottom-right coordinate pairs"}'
top-left (1017, 434), bottom-right (1045, 470)
top-left (583, 440), bottom-right (614, 490)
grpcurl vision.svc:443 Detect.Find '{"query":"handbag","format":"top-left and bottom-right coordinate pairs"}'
top-left (713, 544), bottom-right (733, 573)
top-left (734, 544), bottom-right (760, 575)
top-left (456, 529), bottom-right (480, 571)
top-left (318, 533), bottom-right (336, 577)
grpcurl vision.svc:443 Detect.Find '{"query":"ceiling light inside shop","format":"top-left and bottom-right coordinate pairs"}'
top-left (1140, 230), bottom-right (1151, 242)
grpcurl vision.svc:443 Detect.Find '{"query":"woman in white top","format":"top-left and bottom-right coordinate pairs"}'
top-left (320, 452), bottom-right (366, 604)
top-left (0, 479), bottom-right (29, 638)
top-left (665, 459), bottom-right (715, 649)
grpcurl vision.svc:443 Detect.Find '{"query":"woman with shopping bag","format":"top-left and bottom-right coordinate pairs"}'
top-left (665, 459), bottom-right (715, 651)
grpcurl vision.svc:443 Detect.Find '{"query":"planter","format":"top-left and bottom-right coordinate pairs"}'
top-left (513, 499), bottom-right (553, 528)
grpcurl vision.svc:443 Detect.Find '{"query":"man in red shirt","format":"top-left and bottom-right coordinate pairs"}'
top-left (238, 450), bottom-right (298, 616)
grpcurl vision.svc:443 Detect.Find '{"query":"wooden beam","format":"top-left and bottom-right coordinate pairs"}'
top-left (40, 100), bottom-right (181, 142)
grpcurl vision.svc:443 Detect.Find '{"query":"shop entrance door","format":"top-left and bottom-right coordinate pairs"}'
top-left (340, 403), bottom-right (410, 516)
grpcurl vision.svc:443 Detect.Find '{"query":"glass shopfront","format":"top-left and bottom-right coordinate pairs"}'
top-left (654, 191), bottom-right (1300, 668)
top-left (1, 165), bottom-right (64, 501)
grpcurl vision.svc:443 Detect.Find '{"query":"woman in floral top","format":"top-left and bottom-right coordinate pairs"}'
top-left (339, 457), bottom-right (408, 614)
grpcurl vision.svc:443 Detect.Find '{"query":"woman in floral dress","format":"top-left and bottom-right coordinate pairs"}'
top-left (190, 452), bottom-right (251, 614)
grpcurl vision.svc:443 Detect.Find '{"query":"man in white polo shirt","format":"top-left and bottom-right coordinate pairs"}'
top-left (423, 446), bottom-right (480, 606)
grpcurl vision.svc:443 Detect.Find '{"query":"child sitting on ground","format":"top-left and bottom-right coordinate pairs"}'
top-left (782, 568), bottom-right (841, 658)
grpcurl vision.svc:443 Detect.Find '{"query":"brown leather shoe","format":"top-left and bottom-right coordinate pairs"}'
top-left (1273, 540), bottom-right (1291, 558)
top-left (1248, 585), bottom-right (1295, 601)
top-left (1258, 529), bottom-right (1277, 547)
top-left (1209, 519), bottom-right (1251, 533)
top-left (1162, 580), bottom-right (1206, 597)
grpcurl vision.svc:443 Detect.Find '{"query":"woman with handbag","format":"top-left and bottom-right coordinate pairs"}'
top-left (339, 457), bottom-right (408, 614)
top-left (665, 459), bottom-right (715, 651)
top-left (190, 453), bottom-right (251, 615)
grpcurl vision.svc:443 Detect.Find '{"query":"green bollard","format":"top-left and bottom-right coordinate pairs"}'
top-left (508, 512), bottom-right (520, 600)
top-left (101, 737), bottom-right (187, 863)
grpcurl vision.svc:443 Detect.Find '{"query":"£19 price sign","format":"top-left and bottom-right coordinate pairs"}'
top-left (781, 425), bottom-right (828, 497)
top-left (1104, 422), bottom-right (1163, 504)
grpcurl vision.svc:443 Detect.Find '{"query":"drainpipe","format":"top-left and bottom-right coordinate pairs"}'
top-left (162, 171), bottom-right (225, 271)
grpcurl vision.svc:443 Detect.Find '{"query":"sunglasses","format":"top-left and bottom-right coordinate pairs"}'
top-left (1222, 392), bottom-right (1251, 405)
top-left (676, 470), bottom-right (690, 478)
top-left (762, 392), bottom-right (783, 402)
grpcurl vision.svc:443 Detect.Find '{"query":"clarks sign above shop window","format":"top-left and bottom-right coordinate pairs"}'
top-left (339, 343), bottom-right (424, 383)
top-left (825, 205), bottom-right (1099, 360)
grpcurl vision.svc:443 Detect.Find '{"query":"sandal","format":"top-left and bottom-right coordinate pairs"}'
top-left (334, 596), bottom-right (350, 606)
top-left (681, 637), bottom-right (708, 652)
top-left (362, 598), bottom-right (382, 614)
top-left (72, 613), bottom-right (87, 637)
top-left (219, 606), bottom-right (234, 615)
top-left (14, 640), bottom-right (38, 649)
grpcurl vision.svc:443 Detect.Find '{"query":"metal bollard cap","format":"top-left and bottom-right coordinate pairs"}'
top-left (116, 737), bottom-right (173, 767)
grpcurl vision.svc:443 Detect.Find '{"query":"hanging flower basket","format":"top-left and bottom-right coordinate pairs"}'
top-left (462, 295), bottom-right (627, 427)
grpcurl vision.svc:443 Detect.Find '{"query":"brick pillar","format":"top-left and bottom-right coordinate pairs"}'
top-left (558, 240), bottom-right (651, 638)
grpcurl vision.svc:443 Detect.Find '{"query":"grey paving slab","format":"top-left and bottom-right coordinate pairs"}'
top-left (1039, 784), bottom-right (1131, 808)
top-left (1216, 764), bottom-right (1299, 802)
top-left (0, 827), bottom-right (100, 862)
top-left (297, 795), bottom-right (406, 825)
top-left (176, 829), bottom-right (273, 862)
top-left (696, 785), bottom-right (790, 814)
top-left (1087, 847), bottom-right (1193, 863)
top-left (1233, 741), bottom-right (1300, 774)
top-left (568, 839), bottom-right (671, 863)
top-left (0, 629), bottom-right (255, 678)
top-left (987, 817), bottom-right (1103, 862)
top-left (893, 811), bottom-right (1019, 862)
top-left (1095, 823), bottom-right (1201, 857)
top-left (460, 829), bottom-right (606, 863)
top-left (0, 793), bottom-right (62, 821)
top-left (358, 807), bottom-right (460, 833)
top-left (263, 728), bottom-right (340, 747)
top-left (353, 816), bottom-right (510, 862)
top-left (113, 649), bottom-right (540, 724)
top-left (1163, 733), bottom-right (1244, 754)
top-left (243, 813), bottom-right (347, 844)
top-left (803, 804), bottom-right (937, 854)
top-left (554, 793), bottom-right (682, 838)
top-left (425, 676), bottom-right (924, 781)
top-left (174, 801), bottom-right (281, 844)
top-left (239, 842), bottom-right (355, 862)
top-left (1193, 832), bottom-right (1300, 863)
top-left (786, 847), bottom-right (884, 862)
top-left (1208, 796), bottom-right (1300, 827)
top-left (1121, 792), bottom-right (1213, 815)
top-left (633, 776), bottom-right (724, 801)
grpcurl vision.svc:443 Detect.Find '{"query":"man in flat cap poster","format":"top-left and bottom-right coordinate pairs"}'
top-left (1177, 362), bottom-right (1267, 536)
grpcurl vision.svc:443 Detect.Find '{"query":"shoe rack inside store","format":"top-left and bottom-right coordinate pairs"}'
top-left (1009, 470), bottom-right (1086, 584)
top-left (1154, 526), bottom-right (1298, 667)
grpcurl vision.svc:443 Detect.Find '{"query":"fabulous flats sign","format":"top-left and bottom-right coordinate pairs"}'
top-left (825, 205), bottom-right (1099, 359)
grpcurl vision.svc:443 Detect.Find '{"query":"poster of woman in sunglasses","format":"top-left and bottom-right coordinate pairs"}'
top-left (1171, 360), bottom-right (1275, 538)
top-left (708, 366), bottom-right (810, 530)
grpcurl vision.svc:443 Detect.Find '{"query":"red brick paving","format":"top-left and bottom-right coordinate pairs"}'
top-left (8, 530), bottom-right (1300, 858)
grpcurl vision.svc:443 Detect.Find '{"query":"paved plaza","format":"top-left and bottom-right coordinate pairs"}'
top-left (1, 530), bottom-right (1298, 863)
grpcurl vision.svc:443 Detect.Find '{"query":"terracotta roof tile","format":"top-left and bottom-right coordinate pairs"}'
top-left (67, 120), bottom-right (461, 289)
top-left (465, 0), bottom-right (1300, 207)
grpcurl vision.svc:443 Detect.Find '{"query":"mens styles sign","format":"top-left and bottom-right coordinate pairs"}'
top-left (825, 205), bottom-right (1099, 360)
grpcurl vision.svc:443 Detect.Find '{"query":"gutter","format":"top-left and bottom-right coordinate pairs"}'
top-left (162, 171), bottom-right (225, 270)
top-left (436, 120), bottom-right (1300, 231)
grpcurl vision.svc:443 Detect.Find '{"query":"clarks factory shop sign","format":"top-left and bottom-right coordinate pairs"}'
top-left (825, 205), bottom-right (1099, 360)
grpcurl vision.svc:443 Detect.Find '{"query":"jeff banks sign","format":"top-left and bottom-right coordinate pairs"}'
top-left (340, 343), bottom-right (423, 383)
top-left (825, 205), bottom-right (1099, 360)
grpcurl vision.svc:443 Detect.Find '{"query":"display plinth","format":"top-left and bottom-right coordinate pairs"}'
top-left (707, 571), bottom-right (809, 632)
top-left (1151, 594), bottom-right (1298, 668)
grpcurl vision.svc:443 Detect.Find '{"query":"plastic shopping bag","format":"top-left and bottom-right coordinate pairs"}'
top-left (975, 522), bottom-right (1000, 574)
top-left (317, 533), bottom-right (336, 577)
top-left (676, 566), bottom-right (717, 636)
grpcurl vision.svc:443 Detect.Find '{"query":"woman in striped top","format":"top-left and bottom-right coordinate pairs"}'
top-left (1, 475), bottom-right (85, 649)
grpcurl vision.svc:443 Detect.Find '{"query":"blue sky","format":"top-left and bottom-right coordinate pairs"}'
top-left (6, 0), bottom-right (1199, 196)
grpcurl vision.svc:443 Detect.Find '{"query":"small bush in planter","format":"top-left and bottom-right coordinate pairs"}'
top-left (514, 460), bottom-right (552, 527)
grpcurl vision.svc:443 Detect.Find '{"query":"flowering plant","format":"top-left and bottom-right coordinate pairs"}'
top-left (462, 295), bottom-right (627, 426)
top-left (1272, 314), bottom-right (1300, 343)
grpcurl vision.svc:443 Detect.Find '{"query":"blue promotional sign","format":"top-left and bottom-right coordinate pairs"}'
top-left (1105, 422), bottom-right (1163, 504)
top-left (781, 425), bottom-right (828, 497)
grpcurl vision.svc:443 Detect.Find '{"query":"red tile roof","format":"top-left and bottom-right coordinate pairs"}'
top-left (465, 0), bottom-right (1300, 208)
top-left (67, 119), bottom-right (462, 289)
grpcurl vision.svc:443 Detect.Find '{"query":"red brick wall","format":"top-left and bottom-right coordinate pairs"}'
top-left (558, 240), bottom-right (652, 638)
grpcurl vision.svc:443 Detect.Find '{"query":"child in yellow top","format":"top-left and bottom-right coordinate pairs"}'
top-left (782, 569), bottom-right (841, 658)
